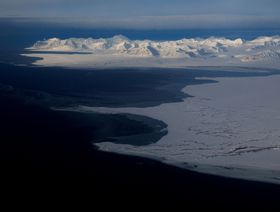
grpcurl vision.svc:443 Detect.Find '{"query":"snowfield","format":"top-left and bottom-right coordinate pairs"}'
top-left (57, 75), bottom-right (280, 184)
top-left (24, 35), bottom-right (280, 69)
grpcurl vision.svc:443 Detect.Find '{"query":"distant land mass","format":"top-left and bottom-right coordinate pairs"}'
top-left (24, 35), bottom-right (280, 69)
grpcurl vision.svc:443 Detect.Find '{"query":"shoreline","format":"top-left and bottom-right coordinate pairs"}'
top-left (62, 74), bottom-right (280, 184)
top-left (53, 109), bottom-right (168, 146)
top-left (2, 61), bottom-right (279, 184)
top-left (1, 63), bottom-right (280, 207)
top-left (1, 90), bottom-right (280, 208)
top-left (94, 144), bottom-right (280, 185)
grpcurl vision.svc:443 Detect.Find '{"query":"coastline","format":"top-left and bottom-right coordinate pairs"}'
top-left (1, 63), bottom-right (280, 208)
top-left (61, 74), bottom-right (280, 184)
top-left (93, 146), bottom-right (280, 185)
top-left (2, 61), bottom-right (279, 184)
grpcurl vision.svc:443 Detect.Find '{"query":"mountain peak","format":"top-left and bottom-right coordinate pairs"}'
top-left (112, 35), bottom-right (129, 41)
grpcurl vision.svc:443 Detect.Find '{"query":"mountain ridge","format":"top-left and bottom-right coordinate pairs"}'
top-left (28, 35), bottom-right (280, 62)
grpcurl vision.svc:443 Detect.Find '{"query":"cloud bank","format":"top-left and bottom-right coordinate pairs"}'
top-left (1, 0), bottom-right (280, 29)
top-left (5, 15), bottom-right (280, 30)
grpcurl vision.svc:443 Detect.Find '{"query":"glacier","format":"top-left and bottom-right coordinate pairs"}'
top-left (25, 35), bottom-right (280, 69)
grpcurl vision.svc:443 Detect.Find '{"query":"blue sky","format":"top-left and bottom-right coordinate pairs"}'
top-left (1, 0), bottom-right (280, 29)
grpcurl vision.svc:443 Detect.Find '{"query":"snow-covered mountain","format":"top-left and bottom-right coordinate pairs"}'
top-left (29, 35), bottom-right (280, 61)
top-left (25, 35), bottom-right (280, 69)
